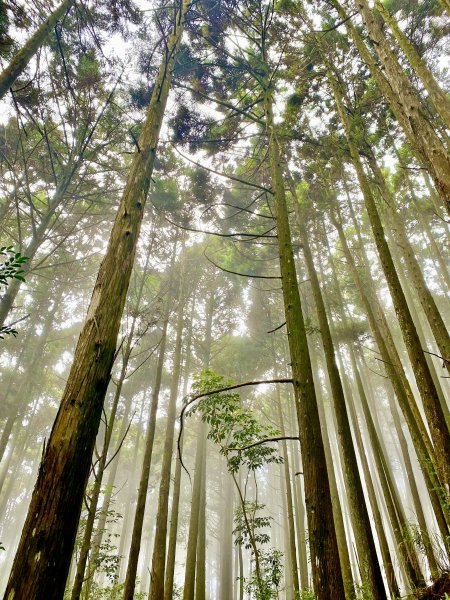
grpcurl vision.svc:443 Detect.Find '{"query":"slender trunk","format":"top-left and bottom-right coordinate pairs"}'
top-left (263, 85), bottom-right (345, 598)
top-left (338, 349), bottom-right (401, 599)
top-left (330, 211), bottom-right (450, 543)
top-left (183, 289), bottom-right (214, 600)
top-left (148, 251), bottom-right (186, 600)
top-left (276, 393), bottom-right (300, 594)
top-left (219, 476), bottom-right (234, 600)
top-left (164, 296), bottom-right (196, 600)
top-left (354, 350), bottom-right (425, 590)
top-left (122, 318), bottom-right (169, 600)
top-left (386, 386), bottom-right (440, 579)
top-left (183, 420), bottom-right (207, 600)
top-left (289, 174), bottom-right (386, 599)
top-left (329, 65), bottom-right (450, 493)
top-left (0, 0), bottom-right (74, 100)
top-left (195, 454), bottom-right (207, 600)
top-left (367, 152), bottom-right (450, 372)
top-left (290, 418), bottom-right (308, 589)
top-left (0, 168), bottom-right (80, 328)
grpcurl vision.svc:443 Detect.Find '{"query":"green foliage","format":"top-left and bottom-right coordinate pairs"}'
top-left (65, 580), bottom-right (146, 600)
top-left (0, 246), bottom-right (28, 287)
top-left (233, 501), bottom-right (272, 549)
top-left (244, 548), bottom-right (284, 600)
top-left (189, 370), bottom-right (283, 474)
top-left (0, 246), bottom-right (28, 339)
top-left (73, 494), bottom-right (123, 585)
top-left (295, 590), bottom-right (316, 600)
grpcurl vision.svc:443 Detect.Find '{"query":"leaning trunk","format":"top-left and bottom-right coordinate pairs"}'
top-left (3, 4), bottom-right (191, 595)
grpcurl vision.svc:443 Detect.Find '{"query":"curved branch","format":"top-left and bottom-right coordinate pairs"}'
top-left (175, 147), bottom-right (273, 194)
top-left (177, 378), bottom-right (293, 476)
top-left (205, 251), bottom-right (281, 279)
top-left (227, 436), bottom-right (300, 452)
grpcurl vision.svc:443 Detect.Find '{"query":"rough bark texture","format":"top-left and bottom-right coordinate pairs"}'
top-left (329, 64), bottom-right (450, 495)
top-left (290, 175), bottom-right (386, 600)
top-left (374, 0), bottom-right (450, 130)
top-left (3, 3), bottom-right (191, 597)
top-left (330, 0), bottom-right (450, 214)
top-left (264, 87), bottom-right (345, 599)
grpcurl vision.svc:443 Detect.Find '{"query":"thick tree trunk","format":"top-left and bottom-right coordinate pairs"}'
top-left (330, 0), bottom-right (450, 214)
top-left (289, 174), bottom-right (386, 599)
top-left (263, 86), bottom-right (345, 599)
top-left (374, 0), bottom-right (450, 130)
top-left (310, 351), bottom-right (355, 599)
top-left (70, 324), bottom-right (137, 600)
top-left (0, 0), bottom-right (75, 101)
top-left (2, 5), bottom-right (191, 596)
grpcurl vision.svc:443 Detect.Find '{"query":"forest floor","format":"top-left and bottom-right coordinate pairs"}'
top-left (417, 572), bottom-right (450, 598)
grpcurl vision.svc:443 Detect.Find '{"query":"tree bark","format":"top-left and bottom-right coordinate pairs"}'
top-left (289, 173), bottom-right (386, 600)
top-left (263, 84), bottom-right (345, 599)
top-left (328, 63), bottom-right (450, 494)
top-left (2, 4), bottom-right (191, 597)
top-left (330, 0), bottom-right (450, 214)
top-left (367, 152), bottom-right (450, 373)
top-left (148, 247), bottom-right (186, 600)
top-left (374, 0), bottom-right (450, 130)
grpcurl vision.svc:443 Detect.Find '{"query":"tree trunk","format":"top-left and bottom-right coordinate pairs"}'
top-left (0, 0), bottom-right (75, 101)
top-left (353, 350), bottom-right (425, 590)
top-left (183, 420), bottom-right (207, 600)
top-left (263, 85), bottom-right (345, 599)
top-left (183, 288), bottom-right (214, 600)
top-left (276, 391), bottom-right (300, 595)
top-left (330, 0), bottom-right (450, 214)
top-left (2, 5), bottom-right (191, 596)
top-left (195, 455), bottom-right (207, 600)
top-left (374, 0), bottom-right (450, 130)
top-left (289, 173), bottom-right (386, 600)
top-left (148, 248), bottom-right (186, 600)
top-left (219, 475), bottom-right (234, 600)
top-left (367, 152), bottom-right (450, 373)
top-left (386, 386), bottom-right (440, 579)
top-left (164, 294), bottom-right (196, 600)
top-left (330, 210), bottom-right (450, 543)
top-left (329, 64), bottom-right (450, 494)
top-left (122, 316), bottom-right (169, 600)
